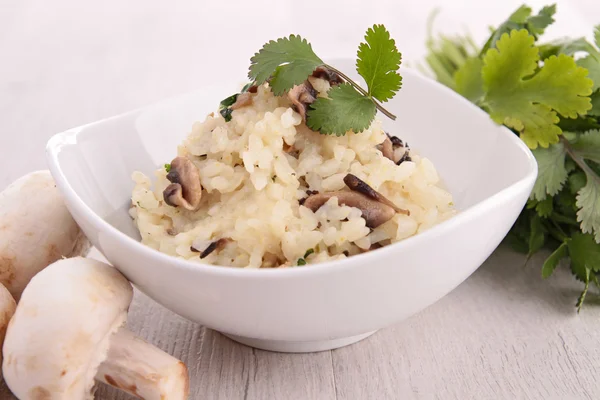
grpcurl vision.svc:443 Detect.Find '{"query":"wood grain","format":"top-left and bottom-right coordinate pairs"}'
top-left (1, 1), bottom-right (600, 399)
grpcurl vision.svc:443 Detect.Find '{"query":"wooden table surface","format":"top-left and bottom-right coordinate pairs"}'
top-left (2, 1), bottom-right (599, 399)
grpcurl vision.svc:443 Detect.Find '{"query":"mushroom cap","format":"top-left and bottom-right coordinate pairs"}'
top-left (303, 191), bottom-right (396, 228)
top-left (0, 284), bottom-right (16, 372)
top-left (163, 157), bottom-right (202, 211)
top-left (2, 257), bottom-right (133, 400)
top-left (0, 170), bottom-right (90, 300)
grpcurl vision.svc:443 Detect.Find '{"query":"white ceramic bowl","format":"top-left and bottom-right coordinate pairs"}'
top-left (46, 61), bottom-right (537, 353)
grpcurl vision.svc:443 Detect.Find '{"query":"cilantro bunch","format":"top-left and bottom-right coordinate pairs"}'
top-left (421, 4), bottom-right (600, 310)
top-left (248, 25), bottom-right (402, 135)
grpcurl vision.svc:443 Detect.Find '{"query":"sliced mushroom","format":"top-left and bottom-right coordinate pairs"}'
top-left (230, 92), bottom-right (253, 110)
top-left (303, 191), bottom-right (395, 228)
top-left (344, 174), bottom-right (409, 215)
top-left (163, 157), bottom-right (202, 211)
top-left (288, 81), bottom-right (317, 120)
top-left (283, 142), bottom-right (299, 158)
top-left (380, 135), bottom-right (394, 162)
top-left (199, 238), bottom-right (231, 259)
top-left (311, 66), bottom-right (343, 86)
top-left (380, 132), bottom-right (411, 165)
top-left (262, 252), bottom-right (282, 268)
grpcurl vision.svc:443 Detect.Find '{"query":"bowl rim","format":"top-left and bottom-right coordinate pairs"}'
top-left (46, 68), bottom-right (538, 279)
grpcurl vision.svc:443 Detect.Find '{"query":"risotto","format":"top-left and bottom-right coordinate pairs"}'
top-left (130, 72), bottom-right (456, 268)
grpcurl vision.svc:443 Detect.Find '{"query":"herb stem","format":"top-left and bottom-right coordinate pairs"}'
top-left (543, 220), bottom-right (567, 242)
top-left (551, 212), bottom-right (580, 227)
top-left (562, 137), bottom-right (600, 183)
top-left (323, 63), bottom-right (397, 120)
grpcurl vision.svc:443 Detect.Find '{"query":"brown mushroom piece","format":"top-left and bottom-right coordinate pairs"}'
top-left (230, 92), bottom-right (253, 110)
top-left (303, 191), bottom-right (395, 228)
top-left (380, 132), bottom-right (411, 165)
top-left (163, 156), bottom-right (202, 211)
top-left (288, 80), bottom-right (317, 120)
top-left (311, 66), bottom-right (344, 86)
top-left (262, 252), bottom-right (282, 268)
top-left (199, 238), bottom-right (230, 259)
top-left (380, 135), bottom-right (394, 162)
top-left (343, 174), bottom-right (409, 215)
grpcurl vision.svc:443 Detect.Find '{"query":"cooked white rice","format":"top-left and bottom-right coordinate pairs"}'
top-left (130, 77), bottom-right (456, 268)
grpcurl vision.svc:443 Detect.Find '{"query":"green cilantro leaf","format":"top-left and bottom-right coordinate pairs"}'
top-left (590, 92), bottom-right (600, 116)
top-left (571, 130), bottom-right (600, 164)
top-left (576, 170), bottom-right (600, 243)
top-left (481, 29), bottom-right (593, 149)
top-left (509, 5), bottom-right (532, 23)
top-left (356, 24), bottom-right (402, 102)
top-left (542, 241), bottom-right (568, 278)
top-left (453, 57), bottom-right (484, 103)
top-left (559, 115), bottom-right (600, 131)
top-left (481, 4), bottom-right (556, 54)
top-left (569, 171), bottom-right (587, 194)
top-left (531, 142), bottom-right (568, 200)
top-left (528, 214), bottom-right (546, 257)
top-left (526, 4), bottom-right (556, 36)
top-left (297, 258), bottom-right (307, 266)
top-left (307, 83), bottom-right (376, 135)
top-left (504, 209), bottom-right (533, 254)
top-left (538, 37), bottom-right (599, 60)
top-left (568, 233), bottom-right (600, 280)
top-left (248, 35), bottom-right (323, 96)
top-left (577, 56), bottom-right (600, 92)
top-left (164, 163), bottom-right (171, 173)
top-left (595, 25), bottom-right (600, 48)
top-left (535, 196), bottom-right (553, 217)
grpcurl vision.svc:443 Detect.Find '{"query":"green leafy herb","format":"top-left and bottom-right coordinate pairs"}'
top-left (454, 57), bottom-right (484, 103)
top-left (535, 196), bottom-right (553, 217)
top-left (307, 84), bottom-right (376, 135)
top-left (164, 163), bottom-right (171, 173)
top-left (220, 93), bottom-right (239, 108)
top-left (576, 169), bottom-right (600, 242)
top-left (303, 248), bottom-right (315, 258)
top-left (218, 93), bottom-right (239, 122)
top-left (528, 214), bottom-right (546, 257)
top-left (356, 24), bottom-right (402, 102)
top-left (422, 4), bottom-right (600, 309)
top-left (530, 142), bottom-right (568, 200)
top-left (542, 241), bottom-right (568, 278)
top-left (297, 258), bottom-right (307, 266)
top-left (481, 29), bottom-right (592, 149)
top-left (249, 35), bottom-right (323, 95)
top-left (480, 4), bottom-right (556, 54)
top-left (248, 25), bottom-right (402, 135)
top-left (220, 107), bottom-right (233, 122)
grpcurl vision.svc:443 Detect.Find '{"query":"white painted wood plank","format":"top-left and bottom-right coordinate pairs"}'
top-left (332, 250), bottom-right (600, 399)
top-left (1, 1), bottom-right (600, 399)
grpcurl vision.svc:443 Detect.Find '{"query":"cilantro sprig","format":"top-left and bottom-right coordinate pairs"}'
top-left (422, 4), bottom-right (600, 310)
top-left (248, 25), bottom-right (402, 135)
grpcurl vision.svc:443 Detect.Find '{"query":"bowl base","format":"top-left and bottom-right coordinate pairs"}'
top-left (221, 331), bottom-right (377, 353)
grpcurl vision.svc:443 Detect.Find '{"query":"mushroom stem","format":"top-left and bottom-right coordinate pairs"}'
top-left (96, 327), bottom-right (189, 400)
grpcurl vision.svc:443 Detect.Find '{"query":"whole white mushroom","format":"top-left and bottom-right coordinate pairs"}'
top-left (0, 285), bottom-right (16, 368)
top-left (0, 171), bottom-right (90, 300)
top-left (2, 257), bottom-right (189, 400)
